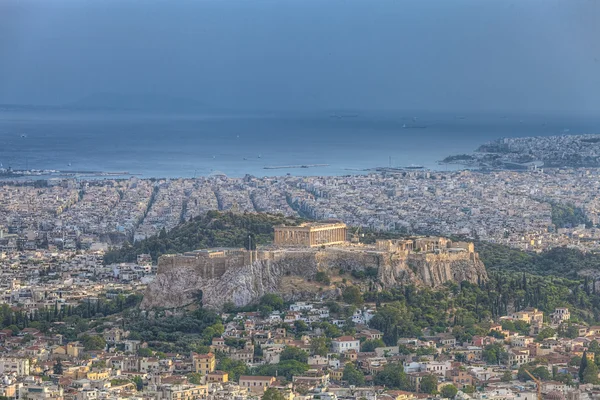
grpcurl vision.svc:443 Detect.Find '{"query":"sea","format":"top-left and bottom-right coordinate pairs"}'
top-left (1, 108), bottom-right (599, 179)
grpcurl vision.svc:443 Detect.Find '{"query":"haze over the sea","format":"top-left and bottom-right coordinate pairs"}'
top-left (1, 0), bottom-right (599, 177)
top-left (1, 0), bottom-right (599, 114)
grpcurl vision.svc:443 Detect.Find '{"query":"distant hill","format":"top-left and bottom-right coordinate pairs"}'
top-left (66, 92), bottom-right (210, 112)
top-left (103, 211), bottom-right (304, 264)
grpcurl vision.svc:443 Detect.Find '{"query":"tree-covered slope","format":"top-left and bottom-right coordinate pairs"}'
top-left (476, 241), bottom-right (600, 278)
top-left (104, 211), bottom-right (304, 264)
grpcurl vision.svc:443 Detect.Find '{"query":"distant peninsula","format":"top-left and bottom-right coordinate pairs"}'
top-left (65, 92), bottom-right (209, 112)
top-left (442, 134), bottom-right (600, 170)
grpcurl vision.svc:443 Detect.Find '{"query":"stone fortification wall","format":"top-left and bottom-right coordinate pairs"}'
top-left (143, 245), bottom-right (487, 311)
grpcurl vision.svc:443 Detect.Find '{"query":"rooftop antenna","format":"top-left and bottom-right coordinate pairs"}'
top-left (389, 156), bottom-right (392, 167)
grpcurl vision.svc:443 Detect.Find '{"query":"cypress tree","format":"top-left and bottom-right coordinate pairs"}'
top-left (580, 351), bottom-right (589, 382)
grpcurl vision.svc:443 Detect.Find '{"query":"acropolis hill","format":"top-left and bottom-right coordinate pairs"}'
top-left (141, 222), bottom-right (487, 310)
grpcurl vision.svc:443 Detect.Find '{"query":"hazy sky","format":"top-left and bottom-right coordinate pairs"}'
top-left (1, 0), bottom-right (599, 113)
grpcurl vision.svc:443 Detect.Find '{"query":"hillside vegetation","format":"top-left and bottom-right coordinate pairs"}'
top-left (103, 211), bottom-right (304, 264)
top-left (550, 202), bottom-right (591, 228)
top-left (476, 241), bottom-right (600, 278)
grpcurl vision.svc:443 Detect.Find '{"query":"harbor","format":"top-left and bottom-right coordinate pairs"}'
top-left (263, 164), bottom-right (330, 170)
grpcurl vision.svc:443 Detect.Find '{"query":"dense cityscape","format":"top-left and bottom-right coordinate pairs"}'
top-left (2, 0), bottom-right (600, 398)
top-left (0, 165), bottom-right (599, 399)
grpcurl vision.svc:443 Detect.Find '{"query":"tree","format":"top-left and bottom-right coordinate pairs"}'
top-left (138, 348), bottom-right (153, 357)
top-left (361, 339), bottom-right (386, 352)
top-left (294, 320), bottom-right (308, 333)
top-left (555, 372), bottom-right (574, 385)
top-left (260, 294), bottom-right (284, 311)
top-left (583, 362), bottom-right (600, 384)
top-left (501, 371), bottom-right (513, 382)
top-left (580, 351), bottom-right (589, 382)
top-left (53, 360), bottom-right (63, 375)
top-left (440, 384), bottom-right (458, 399)
top-left (463, 385), bottom-right (476, 394)
top-left (131, 375), bottom-right (144, 391)
top-left (342, 363), bottom-right (365, 386)
top-left (342, 286), bottom-right (363, 306)
top-left (315, 271), bottom-right (331, 285)
top-left (262, 388), bottom-right (286, 400)
top-left (482, 343), bottom-right (507, 365)
top-left (21, 334), bottom-right (34, 344)
top-left (310, 336), bottom-right (329, 356)
top-left (419, 374), bottom-right (438, 394)
top-left (253, 360), bottom-right (308, 381)
top-left (533, 366), bottom-right (551, 381)
top-left (374, 363), bottom-right (409, 389)
top-left (81, 334), bottom-right (107, 351)
top-left (187, 373), bottom-right (203, 384)
top-left (536, 327), bottom-right (556, 342)
top-left (569, 356), bottom-right (582, 367)
top-left (488, 330), bottom-right (505, 339)
top-left (218, 358), bottom-right (250, 381)
top-left (280, 347), bottom-right (308, 363)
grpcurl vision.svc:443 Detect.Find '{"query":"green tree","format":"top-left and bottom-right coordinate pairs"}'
top-left (440, 384), bottom-right (458, 399)
top-left (310, 336), bottom-right (329, 356)
top-left (294, 320), bottom-right (308, 333)
top-left (342, 286), bottom-right (364, 306)
top-left (342, 363), bottom-right (365, 386)
top-left (482, 343), bottom-right (507, 365)
top-left (580, 351), bottom-right (589, 382)
top-left (218, 358), bottom-right (250, 381)
top-left (570, 356), bottom-right (582, 366)
top-left (533, 366), bottom-right (551, 381)
top-left (260, 294), bottom-right (284, 311)
top-left (187, 373), bottom-right (203, 384)
top-left (555, 373), bottom-right (574, 385)
top-left (138, 348), bottom-right (153, 357)
top-left (53, 360), bottom-right (63, 375)
top-left (419, 374), bottom-right (438, 394)
top-left (536, 327), bottom-right (556, 342)
top-left (280, 347), bottom-right (308, 363)
top-left (21, 334), bottom-right (34, 344)
top-left (361, 339), bottom-right (386, 352)
top-left (583, 362), bottom-right (600, 384)
top-left (253, 360), bottom-right (308, 381)
top-left (81, 334), bottom-right (107, 351)
top-left (315, 271), bottom-right (331, 285)
top-left (463, 385), bottom-right (476, 394)
top-left (501, 371), bottom-right (513, 382)
top-left (262, 388), bottom-right (286, 400)
top-left (374, 363), bottom-right (409, 389)
top-left (131, 376), bottom-right (144, 391)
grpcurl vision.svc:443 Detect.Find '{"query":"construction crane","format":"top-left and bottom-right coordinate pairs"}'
top-left (524, 369), bottom-right (542, 400)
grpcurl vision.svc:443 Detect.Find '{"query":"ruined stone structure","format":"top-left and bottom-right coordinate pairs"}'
top-left (274, 222), bottom-right (347, 247)
top-left (142, 234), bottom-right (487, 311)
top-left (376, 238), bottom-right (475, 254)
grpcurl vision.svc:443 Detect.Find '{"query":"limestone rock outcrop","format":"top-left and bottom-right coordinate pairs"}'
top-left (141, 246), bottom-right (487, 310)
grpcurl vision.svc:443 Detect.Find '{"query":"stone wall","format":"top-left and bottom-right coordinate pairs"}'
top-left (142, 245), bottom-right (488, 311)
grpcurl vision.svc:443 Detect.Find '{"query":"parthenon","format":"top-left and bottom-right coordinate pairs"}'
top-left (274, 222), bottom-right (347, 247)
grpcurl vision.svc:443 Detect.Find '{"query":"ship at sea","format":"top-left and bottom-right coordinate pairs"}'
top-left (402, 124), bottom-right (427, 129)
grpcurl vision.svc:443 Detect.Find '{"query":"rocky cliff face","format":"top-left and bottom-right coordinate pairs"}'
top-left (141, 247), bottom-right (487, 310)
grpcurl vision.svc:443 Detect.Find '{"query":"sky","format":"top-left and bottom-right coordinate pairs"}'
top-left (0, 0), bottom-right (599, 114)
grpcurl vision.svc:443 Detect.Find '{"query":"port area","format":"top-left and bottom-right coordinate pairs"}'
top-left (263, 164), bottom-right (330, 170)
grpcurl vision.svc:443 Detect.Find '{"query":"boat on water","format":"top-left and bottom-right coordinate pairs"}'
top-left (402, 124), bottom-right (427, 129)
top-left (404, 164), bottom-right (424, 169)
